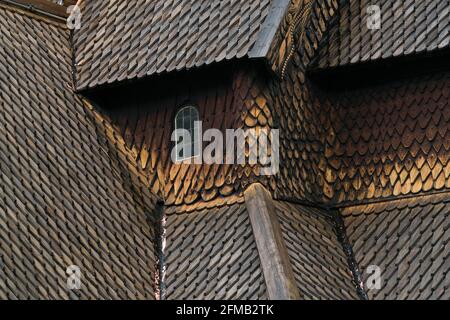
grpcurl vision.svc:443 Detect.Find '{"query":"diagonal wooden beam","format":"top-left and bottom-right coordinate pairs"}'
top-left (244, 183), bottom-right (300, 300)
top-left (3, 0), bottom-right (69, 18)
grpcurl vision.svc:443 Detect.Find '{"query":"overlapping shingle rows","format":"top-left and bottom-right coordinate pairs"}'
top-left (0, 6), bottom-right (160, 299)
top-left (268, 1), bottom-right (450, 206)
top-left (94, 63), bottom-right (275, 206)
top-left (342, 193), bottom-right (450, 300)
top-left (320, 71), bottom-right (450, 204)
top-left (72, 0), bottom-right (341, 206)
top-left (317, 0), bottom-right (450, 68)
top-left (2, 0), bottom-right (450, 301)
top-left (72, 0), bottom-right (272, 90)
top-left (267, 0), bottom-right (340, 202)
top-left (164, 201), bottom-right (267, 300)
top-left (265, 0), bottom-right (450, 300)
top-left (275, 201), bottom-right (360, 299)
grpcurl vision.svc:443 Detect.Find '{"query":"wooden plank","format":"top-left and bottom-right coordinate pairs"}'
top-left (244, 183), bottom-right (300, 300)
top-left (7, 0), bottom-right (69, 17)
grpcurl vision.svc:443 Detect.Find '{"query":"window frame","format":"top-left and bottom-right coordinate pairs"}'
top-left (174, 105), bottom-right (201, 162)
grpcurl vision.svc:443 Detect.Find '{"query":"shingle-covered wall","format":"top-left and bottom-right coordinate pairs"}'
top-left (265, 0), bottom-right (450, 206)
top-left (90, 63), bottom-right (274, 207)
top-left (263, 0), bottom-right (340, 202)
top-left (320, 70), bottom-right (450, 204)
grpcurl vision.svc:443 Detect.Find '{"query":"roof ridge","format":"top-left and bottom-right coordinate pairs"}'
top-left (333, 211), bottom-right (369, 300)
top-left (249, 0), bottom-right (292, 58)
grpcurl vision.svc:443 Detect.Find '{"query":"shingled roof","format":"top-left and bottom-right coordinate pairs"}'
top-left (275, 201), bottom-right (360, 300)
top-left (1, 0), bottom-right (449, 301)
top-left (0, 4), bottom-right (160, 299)
top-left (342, 193), bottom-right (450, 300)
top-left (316, 0), bottom-right (450, 68)
top-left (72, 0), bottom-right (293, 91)
top-left (164, 200), bottom-right (268, 300)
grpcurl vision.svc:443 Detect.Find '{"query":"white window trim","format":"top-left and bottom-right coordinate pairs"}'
top-left (174, 105), bottom-right (201, 162)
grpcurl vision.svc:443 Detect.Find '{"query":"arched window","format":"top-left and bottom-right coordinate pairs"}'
top-left (174, 105), bottom-right (201, 162)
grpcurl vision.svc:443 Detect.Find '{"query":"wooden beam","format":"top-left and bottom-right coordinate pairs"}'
top-left (5, 0), bottom-right (69, 18)
top-left (244, 183), bottom-right (300, 300)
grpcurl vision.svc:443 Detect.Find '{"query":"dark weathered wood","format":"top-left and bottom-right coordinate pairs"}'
top-left (0, 5), bottom-right (160, 299)
top-left (341, 193), bottom-right (450, 300)
top-left (88, 63), bottom-right (273, 207)
top-left (72, 0), bottom-right (274, 91)
top-left (6, 0), bottom-right (69, 17)
top-left (2, 0), bottom-right (450, 301)
top-left (164, 202), bottom-right (268, 300)
top-left (316, 0), bottom-right (450, 69)
top-left (244, 183), bottom-right (300, 300)
top-left (248, 0), bottom-right (291, 59)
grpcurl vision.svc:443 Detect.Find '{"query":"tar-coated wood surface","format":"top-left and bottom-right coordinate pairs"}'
top-left (1, 0), bottom-right (449, 300)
